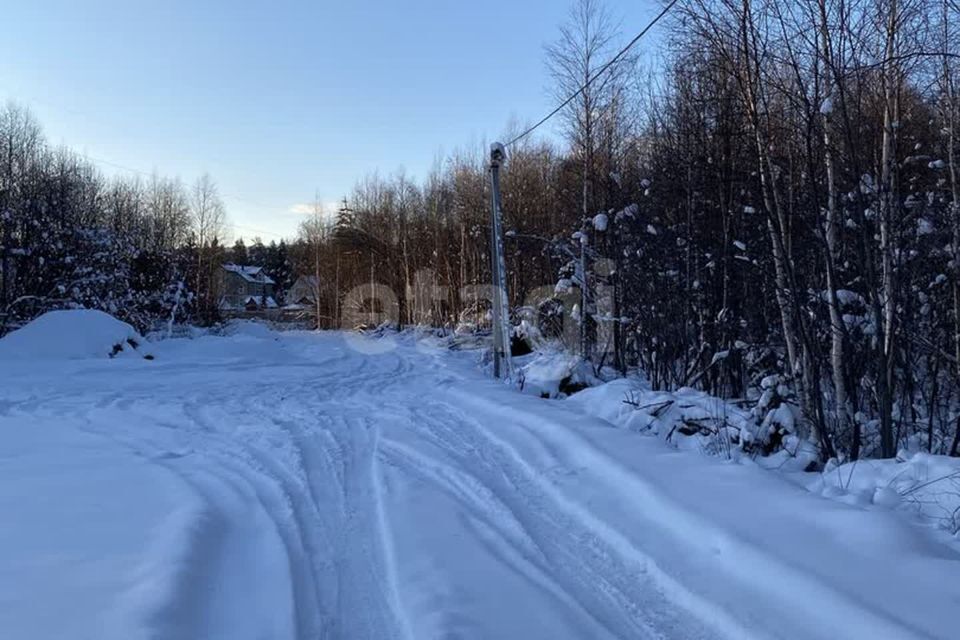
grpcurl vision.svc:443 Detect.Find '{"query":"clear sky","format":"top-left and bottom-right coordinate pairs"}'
top-left (1, 0), bottom-right (664, 241)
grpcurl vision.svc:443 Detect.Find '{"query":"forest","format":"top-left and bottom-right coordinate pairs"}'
top-left (4, 0), bottom-right (960, 464)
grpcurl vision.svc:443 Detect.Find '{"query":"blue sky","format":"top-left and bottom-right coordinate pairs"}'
top-left (1, 0), bottom-right (664, 240)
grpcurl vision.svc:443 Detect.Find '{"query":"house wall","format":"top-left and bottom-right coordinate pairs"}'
top-left (288, 277), bottom-right (318, 304)
top-left (219, 271), bottom-right (275, 308)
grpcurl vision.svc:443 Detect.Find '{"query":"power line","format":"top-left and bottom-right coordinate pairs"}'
top-left (84, 152), bottom-right (284, 212)
top-left (231, 223), bottom-right (287, 240)
top-left (22, 93), bottom-right (290, 215)
top-left (80, 152), bottom-right (289, 238)
top-left (504, 0), bottom-right (679, 148)
top-left (17, 95), bottom-right (304, 242)
top-left (19, 3), bottom-right (679, 240)
top-left (81, 153), bottom-right (154, 180)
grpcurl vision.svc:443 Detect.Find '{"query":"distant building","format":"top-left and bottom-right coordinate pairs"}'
top-left (219, 264), bottom-right (277, 310)
top-left (286, 275), bottom-right (319, 307)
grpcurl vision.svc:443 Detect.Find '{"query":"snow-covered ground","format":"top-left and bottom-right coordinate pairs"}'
top-left (1, 318), bottom-right (958, 639)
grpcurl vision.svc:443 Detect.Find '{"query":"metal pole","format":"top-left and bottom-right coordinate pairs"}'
top-left (489, 143), bottom-right (513, 379)
top-left (488, 213), bottom-right (502, 379)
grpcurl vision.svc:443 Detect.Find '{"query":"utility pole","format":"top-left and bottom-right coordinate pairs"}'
top-left (579, 218), bottom-right (589, 361)
top-left (489, 143), bottom-right (513, 379)
top-left (336, 197), bottom-right (352, 330)
top-left (334, 252), bottom-right (340, 328)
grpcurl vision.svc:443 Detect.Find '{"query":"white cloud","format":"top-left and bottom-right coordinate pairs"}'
top-left (288, 203), bottom-right (316, 215)
top-left (288, 202), bottom-right (340, 217)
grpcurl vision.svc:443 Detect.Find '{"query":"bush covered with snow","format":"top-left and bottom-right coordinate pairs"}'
top-left (568, 378), bottom-right (818, 469)
top-left (516, 348), bottom-right (605, 398)
top-left (0, 309), bottom-right (152, 360)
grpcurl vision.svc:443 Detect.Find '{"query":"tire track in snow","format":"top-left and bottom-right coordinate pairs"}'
top-left (390, 401), bottom-right (716, 640)
top-left (235, 377), bottom-right (416, 639)
top-left (377, 437), bottom-right (625, 639)
top-left (75, 395), bottom-right (326, 638)
top-left (441, 387), bottom-right (951, 640)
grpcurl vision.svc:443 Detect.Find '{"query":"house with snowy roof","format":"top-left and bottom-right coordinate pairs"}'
top-left (286, 275), bottom-right (319, 307)
top-left (219, 264), bottom-right (278, 311)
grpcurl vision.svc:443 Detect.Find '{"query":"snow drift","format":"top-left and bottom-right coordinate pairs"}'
top-left (569, 377), bottom-right (960, 539)
top-left (567, 377), bottom-right (818, 468)
top-left (813, 452), bottom-right (960, 534)
top-left (0, 310), bottom-right (151, 360)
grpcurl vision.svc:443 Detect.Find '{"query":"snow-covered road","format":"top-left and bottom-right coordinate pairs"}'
top-left (2, 327), bottom-right (958, 639)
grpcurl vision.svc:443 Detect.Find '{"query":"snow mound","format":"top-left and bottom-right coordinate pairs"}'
top-left (517, 350), bottom-right (601, 398)
top-left (0, 310), bottom-right (151, 360)
top-left (566, 380), bottom-right (815, 465)
top-left (813, 452), bottom-right (960, 533)
top-left (565, 378), bottom-right (647, 423)
top-left (592, 212), bottom-right (609, 231)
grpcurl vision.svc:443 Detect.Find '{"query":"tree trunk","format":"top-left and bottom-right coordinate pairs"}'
top-left (877, 0), bottom-right (900, 458)
top-left (819, 0), bottom-right (854, 457)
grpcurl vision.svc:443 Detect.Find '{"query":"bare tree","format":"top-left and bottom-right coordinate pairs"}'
top-left (190, 173), bottom-right (226, 312)
top-left (0, 103), bottom-right (43, 321)
top-left (299, 194), bottom-right (329, 328)
top-left (546, 0), bottom-right (631, 360)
